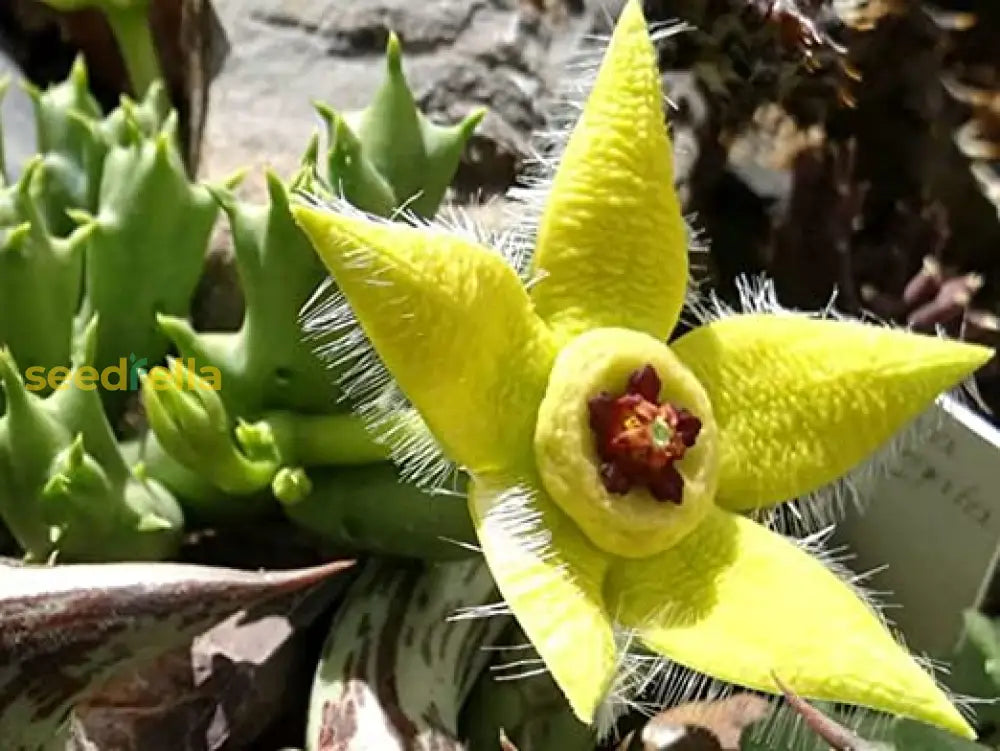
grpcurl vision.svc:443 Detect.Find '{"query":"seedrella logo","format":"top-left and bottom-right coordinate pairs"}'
top-left (128, 353), bottom-right (147, 390)
top-left (23, 354), bottom-right (222, 392)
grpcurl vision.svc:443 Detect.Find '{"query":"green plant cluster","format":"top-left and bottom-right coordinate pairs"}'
top-left (0, 28), bottom-right (479, 565)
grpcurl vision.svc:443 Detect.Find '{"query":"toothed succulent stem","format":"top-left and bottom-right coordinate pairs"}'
top-left (25, 56), bottom-right (106, 232)
top-left (77, 117), bottom-right (216, 381)
top-left (158, 172), bottom-right (341, 418)
top-left (312, 33), bottom-right (484, 218)
top-left (0, 160), bottom-right (88, 382)
top-left (280, 463), bottom-right (476, 560)
top-left (0, 326), bottom-right (183, 561)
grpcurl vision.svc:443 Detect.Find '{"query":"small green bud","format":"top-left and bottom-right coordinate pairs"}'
top-left (140, 361), bottom-right (279, 505)
top-left (271, 467), bottom-right (313, 505)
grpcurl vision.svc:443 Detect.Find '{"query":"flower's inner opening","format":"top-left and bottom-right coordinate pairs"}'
top-left (587, 364), bottom-right (702, 503)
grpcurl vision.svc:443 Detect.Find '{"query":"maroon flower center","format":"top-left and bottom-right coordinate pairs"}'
top-left (587, 364), bottom-right (702, 504)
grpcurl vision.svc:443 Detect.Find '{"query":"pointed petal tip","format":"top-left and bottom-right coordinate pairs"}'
top-left (907, 331), bottom-right (994, 386)
top-left (612, 0), bottom-right (653, 42)
top-left (291, 201), bottom-right (366, 242)
top-left (289, 202), bottom-right (325, 239)
top-left (941, 707), bottom-right (978, 741)
top-left (951, 337), bottom-right (993, 371)
top-left (609, 508), bottom-right (975, 739)
top-left (290, 203), bottom-right (352, 266)
top-left (529, 0), bottom-right (684, 343)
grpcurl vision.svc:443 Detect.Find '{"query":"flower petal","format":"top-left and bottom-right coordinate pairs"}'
top-left (529, 0), bottom-right (687, 344)
top-left (671, 315), bottom-right (992, 510)
top-left (469, 474), bottom-right (617, 722)
top-left (293, 205), bottom-right (556, 474)
top-left (607, 507), bottom-right (972, 737)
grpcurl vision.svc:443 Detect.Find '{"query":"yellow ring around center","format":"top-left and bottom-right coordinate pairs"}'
top-left (533, 327), bottom-right (719, 558)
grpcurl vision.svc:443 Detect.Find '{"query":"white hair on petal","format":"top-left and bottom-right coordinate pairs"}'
top-left (502, 17), bottom-right (704, 288)
top-left (296, 192), bottom-right (486, 492)
top-left (449, 483), bottom-right (559, 630)
top-left (589, 522), bottom-right (971, 743)
top-left (434, 472), bottom-right (972, 737)
top-left (688, 274), bottom-right (982, 536)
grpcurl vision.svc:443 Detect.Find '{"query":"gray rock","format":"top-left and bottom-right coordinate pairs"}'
top-left (0, 46), bottom-right (37, 182)
top-left (198, 0), bottom-right (590, 197)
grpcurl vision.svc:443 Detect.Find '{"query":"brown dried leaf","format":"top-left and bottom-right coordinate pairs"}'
top-left (617, 694), bottom-right (771, 751)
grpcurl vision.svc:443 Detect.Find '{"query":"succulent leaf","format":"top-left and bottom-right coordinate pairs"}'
top-left (0, 559), bottom-right (351, 751)
top-left (305, 558), bottom-right (504, 751)
top-left (313, 33), bottom-right (483, 218)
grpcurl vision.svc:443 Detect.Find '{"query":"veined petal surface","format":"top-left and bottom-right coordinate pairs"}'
top-left (607, 507), bottom-right (972, 737)
top-left (671, 315), bottom-right (992, 510)
top-left (529, 0), bottom-right (688, 344)
top-left (294, 206), bottom-right (556, 474)
top-left (469, 475), bottom-right (617, 722)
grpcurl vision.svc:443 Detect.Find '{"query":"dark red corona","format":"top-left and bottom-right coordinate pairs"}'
top-left (587, 364), bottom-right (701, 503)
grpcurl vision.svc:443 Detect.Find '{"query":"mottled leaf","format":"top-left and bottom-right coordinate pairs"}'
top-left (306, 558), bottom-right (506, 751)
top-left (0, 559), bottom-right (351, 750)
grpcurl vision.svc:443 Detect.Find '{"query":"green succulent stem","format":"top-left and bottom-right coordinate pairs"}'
top-left (280, 463), bottom-right (476, 560)
top-left (251, 411), bottom-right (391, 467)
top-left (104, 4), bottom-right (163, 100)
top-left (0, 325), bottom-right (183, 562)
top-left (121, 435), bottom-right (214, 501)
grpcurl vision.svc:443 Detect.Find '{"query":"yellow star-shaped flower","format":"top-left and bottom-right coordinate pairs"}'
top-left (292, 0), bottom-right (990, 738)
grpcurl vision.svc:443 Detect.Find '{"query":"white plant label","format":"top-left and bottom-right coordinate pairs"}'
top-left (834, 396), bottom-right (1000, 659)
